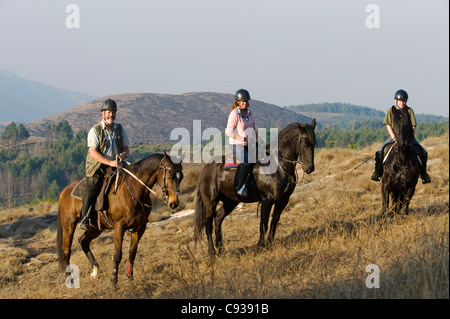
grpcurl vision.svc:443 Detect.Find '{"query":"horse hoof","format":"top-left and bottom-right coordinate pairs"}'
top-left (111, 268), bottom-right (118, 286)
top-left (90, 266), bottom-right (99, 279)
top-left (217, 247), bottom-right (225, 256)
top-left (111, 277), bottom-right (118, 286)
top-left (257, 240), bottom-right (267, 249)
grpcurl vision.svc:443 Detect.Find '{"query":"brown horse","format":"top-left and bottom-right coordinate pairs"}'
top-left (381, 107), bottom-right (420, 217)
top-left (194, 120), bottom-right (316, 256)
top-left (57, 152), bottom-right (183, 285)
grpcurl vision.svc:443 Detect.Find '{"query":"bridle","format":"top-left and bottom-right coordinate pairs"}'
top-left (118, 160), bottom-right (181, 204)
top-left (159, 163), bottom-right (181, 196)
top-left (272, 131), bottom-right (308, 185)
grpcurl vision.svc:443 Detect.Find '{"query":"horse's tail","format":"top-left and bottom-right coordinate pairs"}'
top-left (56, 203), bottom-right (65, 271)
top-left (193, 187), bottom-right (205, 243)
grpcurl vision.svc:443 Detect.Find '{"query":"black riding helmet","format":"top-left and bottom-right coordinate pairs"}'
top-left (101, 98), bottom-right (118, 111)
top-left (394, 89), bottom-right (408, 101)
top-left (235, 89), bottom-right (251, 102)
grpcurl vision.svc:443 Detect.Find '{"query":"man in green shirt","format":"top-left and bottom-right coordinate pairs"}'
top-left (80, 98), bottom-right (130, 230)
top-left (371, 89), bottom-right (431, 184)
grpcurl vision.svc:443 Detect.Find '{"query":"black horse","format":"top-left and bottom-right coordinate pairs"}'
top-left (381, 106), bottom-right (420, 217)
top-left (194, 120), bottom-right (316, 256)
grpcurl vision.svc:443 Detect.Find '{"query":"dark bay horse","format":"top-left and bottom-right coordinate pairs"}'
top-left (57, 152), bottom-right (183, 284)
top-left (194, 120), bottom-right (316, 256)
top-left (381, 106), bottom-right (420, 217)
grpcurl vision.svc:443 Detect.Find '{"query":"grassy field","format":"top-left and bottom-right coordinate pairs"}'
top-left (0, 132), bottom-right (448, 299)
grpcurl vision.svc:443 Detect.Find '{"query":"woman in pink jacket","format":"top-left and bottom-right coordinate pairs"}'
top-left (225, 89), bottom-right (257, 197)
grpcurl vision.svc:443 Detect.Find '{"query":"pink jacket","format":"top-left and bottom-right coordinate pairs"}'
top-left (225, 108), bottom-right (256, 145)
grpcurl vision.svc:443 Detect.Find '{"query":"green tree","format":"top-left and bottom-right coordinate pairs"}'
top-left (1, 122), bottom-right (30, 145)
top-left (46, 180), bottom-right (60, 201)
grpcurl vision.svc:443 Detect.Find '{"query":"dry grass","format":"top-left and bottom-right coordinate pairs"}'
top-left (0, 133), bottom-right (448, 299)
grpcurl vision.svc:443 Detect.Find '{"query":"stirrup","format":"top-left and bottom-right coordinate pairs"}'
top-left (79, 212), bottom-right (93, 230)
top-left (79, 218), bottom-right (90, 231)
top-left (371, 172), bottom-right (381, 181)
top-left (421, 173), bottom-right (431, 184)
top-left (237, 185), bottom-right (248, 197)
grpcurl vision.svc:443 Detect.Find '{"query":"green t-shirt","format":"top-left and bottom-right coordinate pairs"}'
top-left (383, 105), bottom-right (417, 127)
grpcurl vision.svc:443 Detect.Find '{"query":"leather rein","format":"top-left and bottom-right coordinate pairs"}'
top-left (113, 158), bottom-right (179, 205)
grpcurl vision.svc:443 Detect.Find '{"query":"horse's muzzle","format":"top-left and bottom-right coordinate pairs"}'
top-left (169, 201), bottom-right (179, 210)
top-left (303, 166), bottom-right (315, 174)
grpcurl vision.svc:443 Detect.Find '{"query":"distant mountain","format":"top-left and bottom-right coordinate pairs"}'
top-left (285, 102), bottom-right (448, 130)
top-left (25, 92), bottom-right (313, 144)
top-left (0, 70), bottom-right (97, 123)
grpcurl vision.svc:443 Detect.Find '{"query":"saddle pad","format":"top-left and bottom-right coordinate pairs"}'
top-left (71, 178), bottom-right (86, 200)
top-left (224, 160), bottom-right (240, 169)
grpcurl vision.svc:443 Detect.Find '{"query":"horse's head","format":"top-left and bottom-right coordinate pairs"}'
top-left (158, 152), bottom-right (183, 209)
top-left (392, 107), bottom-right (414, 149)
top-left (297, 119), bottom-right (317, 174)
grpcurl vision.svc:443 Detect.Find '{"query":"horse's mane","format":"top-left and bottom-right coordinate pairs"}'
top-left (277, 122), bottom-right (316, 149)
top-left (392, 107), bottom-right (414, 146)
top-left (126, 153), bottom-right (164, 177)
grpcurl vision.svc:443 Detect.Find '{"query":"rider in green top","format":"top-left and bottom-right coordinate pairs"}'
top-left (371, 89), bottom-right (431, 184)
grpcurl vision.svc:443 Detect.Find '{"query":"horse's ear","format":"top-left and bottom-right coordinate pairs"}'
top-left (163, 151), bottom-right (169, 159)
top-left (178, 152), bottom-right (186, 163)
top-left (310, 118), bottom-right (316, 130)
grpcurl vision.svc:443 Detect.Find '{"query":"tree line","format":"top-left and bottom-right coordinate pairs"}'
top-left (0, 120), bottom-right (448, 208)
top-left (0, 121), bottom-right (86, 207)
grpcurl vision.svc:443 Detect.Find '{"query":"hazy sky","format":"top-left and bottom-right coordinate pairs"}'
top-left (0, 0), bottom-right (448, 116)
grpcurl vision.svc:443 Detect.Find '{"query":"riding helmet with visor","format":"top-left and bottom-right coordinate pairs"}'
top-left (101, 98), bottom-right (118, 112)
top-left (394, 89), bottom-right (408, 102)
top-left (235, 89), bottom-right (251, 102)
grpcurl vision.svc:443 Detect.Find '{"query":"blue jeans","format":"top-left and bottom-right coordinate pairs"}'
top-left (377, 137), bottom-right (427, 157)
top-left (230, 144), bottom-right (249, 163)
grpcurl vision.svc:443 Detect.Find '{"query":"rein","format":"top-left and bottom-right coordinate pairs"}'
top-left (121, 167), bottom-right (165, 201)
top-left (113, 159), bottom-right (177, 203)
top-left (260, 145), bottom-right (304, 184)
top-left (278, 155), bottom-right (305, 185)
top-left (268, 133), bottom-right (306, 185)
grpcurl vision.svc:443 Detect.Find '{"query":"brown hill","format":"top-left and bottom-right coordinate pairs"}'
top-left (25, 92), bottom-right (313, 144)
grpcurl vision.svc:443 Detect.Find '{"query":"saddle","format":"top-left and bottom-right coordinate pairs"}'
top-left (381, 142), bottom-right (424, 167)
top-left (71, 168), bottom-right (120, 229)
top-left (223, 159), bottom-right (258, 198)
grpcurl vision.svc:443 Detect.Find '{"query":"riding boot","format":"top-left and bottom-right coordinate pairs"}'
top-left (80, 186), bottom-right (97, 231)
top-left (80, 173), bottom-right (102, 230)
top-left (79, 204), bottom-right (93, 231)
top-left (371, 151), bottom-right (383, 181)
top-left (419, 152), bottom-right (431, 184)
top-left (236, 163), bottom-right (251, 197)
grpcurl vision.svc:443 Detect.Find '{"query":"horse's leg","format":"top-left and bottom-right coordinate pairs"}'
top-left (78, 227), bottom-right (103, 279)
top-left (203, 198), bottom-right (218, 257)
top-left (381, 182), bottom-right (389, 216)
top-left (393, 191), bottom-right (401, 216)
top-left (127, 225), bottom-right (146, 280)
top-left (268, 196), bottom-right (289, 245)
top-left (401, 187), bottom-right (416, 217)
top-left (205, 213), bottom-right (216, 257)
top-left (60, 218), bottom-right (77, 273)
top-left (214, 200), bottom-right (239, 255)
top-left (58, 185), bottom-right (80, 273)
top-left (111, 223), bottom-right (125, 285)
top-left (258, 198), bottom-right (274, 247)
